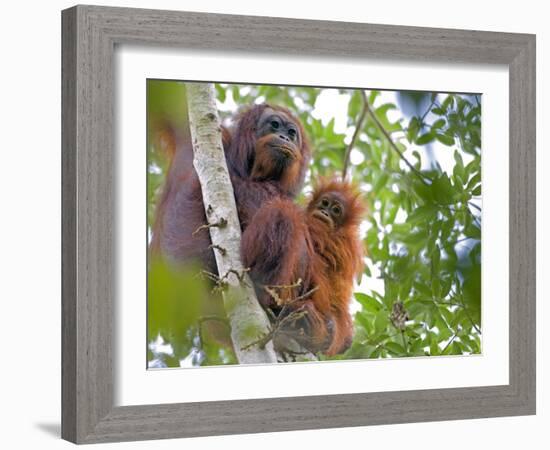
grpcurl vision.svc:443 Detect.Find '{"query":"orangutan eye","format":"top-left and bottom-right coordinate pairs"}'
top-left (270, 120), bottom-right (280, 130)
top-left (321, 198), bottom-right (330, 208)
top-left (288, 128), bottom-right (297, 140)
top-left (332, 205), bottom-right (342, 216)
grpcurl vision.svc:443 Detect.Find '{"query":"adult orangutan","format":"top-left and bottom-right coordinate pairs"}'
top-left (149, 103), bottom-right (311, 343)
top-left (150, 103), bottom-right (310, 271)
top-left (241, 179), bottom-right (365, 356)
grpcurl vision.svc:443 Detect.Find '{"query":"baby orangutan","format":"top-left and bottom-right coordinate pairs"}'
top-left (300, 179), bottom-right (366, 355)
top-left (241, 178), bottom-right (366, 356)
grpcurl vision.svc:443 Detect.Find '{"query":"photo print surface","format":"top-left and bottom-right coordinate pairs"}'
top-left (147, 80), bottom-right (482, 368)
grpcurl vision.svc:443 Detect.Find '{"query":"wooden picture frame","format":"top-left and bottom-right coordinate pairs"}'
top-left (62, 5), bottom-right (536, 444)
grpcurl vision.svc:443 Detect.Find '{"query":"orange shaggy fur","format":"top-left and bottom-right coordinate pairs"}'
top-left (304, 179), bottom-right (365, 355)
top-left (241, 178), bottom-right (366, 356)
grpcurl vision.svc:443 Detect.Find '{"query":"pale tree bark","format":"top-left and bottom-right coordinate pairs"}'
top-left (186, 83), bottom-right (278, 364)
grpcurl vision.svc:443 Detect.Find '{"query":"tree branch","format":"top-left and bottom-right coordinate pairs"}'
top-left (441, 332), bottom-right (459, 354)
top-left (363, 91), bottom-right (432, 185)
top-left (468, 201), bottom-right (482, 213)
top-left (187, 83), bottom-right (278, 365)
top-left (342, 91), bottom-right (369, 180)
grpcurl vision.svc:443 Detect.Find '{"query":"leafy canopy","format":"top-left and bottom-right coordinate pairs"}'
top-left (147, 81), bottom-right (482, 366)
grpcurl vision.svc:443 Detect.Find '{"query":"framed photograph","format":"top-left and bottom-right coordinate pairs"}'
top-left (62, 5), bottom-right (536, 444)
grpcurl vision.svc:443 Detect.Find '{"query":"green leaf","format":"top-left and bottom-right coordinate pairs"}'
top-left (412, 150), bottom-right (422, 168)
top-left (348, 91), bottom-right (362, 119)
top-left (373, 172), bottom-right (389, 194)
top-left (359, 344), bottom-right (377, 359)
top-left (374, 311), bottom-right (389, 335)
top-left (435, 133), bottom-right (455, 146)
top-left (392, 256), bottom-right (410, 278)
top-left (431, 277), bottom-right (441, 298)
top-left (432, 245), bottom-right (441, 274)
top-left (453, 150), bottom-right (465, 182)
top-left (432, 173), bottom-right (456, 204)
top-left (232, 85), bottom-right (241, 101)
top-left (429, 334), bottom-right (440, 355)
top-left (407, 205), bottom-right (436, 224)
top-left (409, 338), bottom-right (426, 355)
top-left (363, 264), bottom-right (372, 277)
top-left (385, 342), bottom-right (406, 355)
top-left (467, 173), bottom-right (481, 191)
top-left (384, 278), bottom-right (398, 308)
top-left (407, 117), bottom-right (421, 142)
top-left (412, 178), bottom-right (434, 202)
top-left (355, 312), bottom-right (374, 335)
top-left (405, 302), bottom-right (427, 320)
top-left (355, 293), bottom-right (382, 313)
top-left (442, 95), bottom-right (455, 111)
top-left (431, 118), bottom-right (446, 130)
top-left (375, 103), bottom-right (400, 131)
top-left (465, 221), bottom-right (481, 239)
top-left (462, 265), bottom-right (481, 325)
top-left (368, 90), bottom-right (380, 105)
top-left (215, 84), bottom-right (226, 103)
top-left (416, 132), bottom-right (435, 145)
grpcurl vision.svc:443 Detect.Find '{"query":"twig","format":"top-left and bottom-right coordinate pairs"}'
top-left (448, 286), bottom-right (482, 335)
top-left (223, 268), bottom-right (250, 284)
top-left (208, 244), bottom-right (227, 256)
top-left (466, 205), bottom-right (482, 228)
top-left (278, 348), bottom-right (313, 363)
top-left (241, 309), bottom-right (309, 351)
top-left (264, 282), bottom-right (317, 309)
top-left (420, 99), bottom-right (437, 123)
top-left (263, 279), bottom-right (303, 305)
top-left (342, 91), bottom-right (369, 180)
top-left (200, 269), bottom-right (222, 283)
top-left (430, 299), bottom-right (465, 308)
top-left (192, 217), bottom-right (228, 236)
top-left (468, 201), bottom-right (482, 213)
top-left (200, 268), bottom-right (251, 292)
top-left (243, 285), bottom-right (319, 353)
top-left (474, 95), bottom-right (481, 108)
top-left (389, 127), bottom-right (409, 135)
top-left (289, 286), bottom-right (319, 304)
top-left (441, 332), bottom-right (459, 354)
top-left (457, 297), bottom-right (481, 335)
top-left (264, 279), bottom-right (303, 290)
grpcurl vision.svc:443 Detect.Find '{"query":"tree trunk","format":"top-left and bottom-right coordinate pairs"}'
top-left (186, 83), bottom-right (278, 365)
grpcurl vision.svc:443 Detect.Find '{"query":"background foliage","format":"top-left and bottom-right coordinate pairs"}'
top-left (147, 80), bottom-right (482, 367)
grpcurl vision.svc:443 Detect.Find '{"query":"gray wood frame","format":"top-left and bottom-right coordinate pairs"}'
top-left (62, 4), bottom-right (536, 444)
